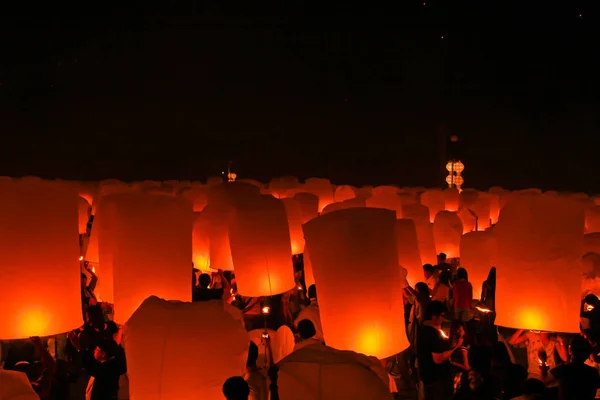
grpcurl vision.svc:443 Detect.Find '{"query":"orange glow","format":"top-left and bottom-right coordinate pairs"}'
top-left (460, 231), bottom-right (497, 299)
top-left (0, 178), bottom-right (82, 339)
top-left (228, 195), bottom-right (295, 297)
top-left (420, 189), bottom-right (445, 222)
top-left (123, 297), bottom-right (249, 400)
top-left (586, 304), bottom-right (595, 312)
top-left (458, 207), bottom-right (476, 233)
top-left (107, 192), bottom-right (193, 324)
top-left (433, 211), bottom-right (463, 258)
top-left (192, 212), bottom-right (212, 272)
top-left (281, 198), bottom-right (305, 255)
top-left (293, 192), bottom-right (319, 223)
top-left (303, 207), bottom-right (410, 359)
top-left (79, 256), bottom-right (84, 261)
top-left (414, 221), bottom-right (438, 265)
top-left (304, 178), bottom-right (334, 213)
top-left (334, 185), bottom-right (356, 203)
top-left (402, 203), bottom-right (429, 225)
top-left (395, 219), bottom-right (423, 286)
top-left (303, 250), bottom-right (316, 288)
top-left (495, 194), bottom-right (584, 333)
top-left (268, 176), bottom-right (299, 199)
top-left (92, 266), bottom-right (96, 273)
top-left (444, 188), bottom-right (460, 211)
top-left (439, 329), bottom-right (449, 339)
top-left (475, 306), bottom-right (492, 313)
top-left (472, 194), bottom-right (492, 230)
top-left (487, 192), bottom-right (501, 224)
top-left (94, 198), bottom-right (117, 303)
top-left (78, 196), bottom-right (91, 234)
top-left (322, 198), bottom-right (366, 215)
top-left (262, 306), bottom-right (271, 315)
top-left (586, 206), bottom-right (600, 233)
top-left (366, 193), bottom-right (402, 218)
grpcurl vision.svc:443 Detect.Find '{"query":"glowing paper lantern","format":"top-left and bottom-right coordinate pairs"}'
top-left (269, 176), bottom-right (299, 198)
top-left (293, 192), bottom-right (320, 224)
top-left (192, 212), bottom-right (211, 272)
top-left (366, 194), bottom-right (402, 218)
top-left (402, 203), bottom-right (429, 225)
top-left (303, 250), bottom-right (316, 288)
top-left (494, 195), bottom-right (584, 333)
top-left (372, 185), bottom-right (398, 197)
top-left (206, 183), bottom-right (261, 271)
top-left (322, 198), bottom-right (366, 215)
top-left (584, 233), bottom-right (600, 255)
top-left (355, 185), bottom-right (373, 199)
top-left (457, 208), bottom-right (476, 233)
top-left (303, 208), bottom-right (409, 358)
top-left (0, 178), bottom-right (82, 339)
top-left (0, 370), bottom-right (40, 400)
top-left (487, 192), bottom-right (501, 224)
top-left (95, 199), bottom-right (118, 303)
top-left (586, 206), bottom-right (600, 233)
top-left (78, 196), bottom-right (91, 234)
top-left (123, 296), bottom-right (248, 400)
top-left (459, 189), bottom-right (478, 209)
top-left (459, 231), bottom-right (497, 299)
top-left (178, 188), bottom-right (208, 212)
top-left (228, 195), bottom-right (295, 297)
top-left (107, 192), bottom-right (193, 324)
top-left (414, 221), bottom-right (438, 266)
top-left (433, 211), bottom-right (463, 258)
top-left (395, 219), bottom-right (423, 286)
top-left (281, 198), bottom-right (305, 255)
top-left (420, 189), bottom-right (446, 222)
top-left (472, 194), bottom-right (491, 230)
top-left (304, 178), bottom-right (334, 212)
top-left (444, 188), bottom-right (460, 211)
top-left (334, 185), bottom-right (356, 203)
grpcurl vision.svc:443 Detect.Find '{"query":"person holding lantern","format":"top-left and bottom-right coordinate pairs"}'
top-left (509, 329), bottom-right (568, 383)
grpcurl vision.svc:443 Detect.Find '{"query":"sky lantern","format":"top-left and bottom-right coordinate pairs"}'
top-left (322, 198), bottom-right (366, 215)
top-left (372, 185), bottom-right (398, 197)
top-left (444, 188), bottom-right (460, 211)
top-left (585, 206), bottom-right (600, 233)
top-left (402, 203), bottom-right (429, 225)
top-left (584, 233), bottom-right (600, 255)
top-left (123, 296), bottom-right (248, 400)
top-left (178, 187), bottom-right (208, 212)
top-left (420, 189), bottom-right (445, 222)
top-left (303, 207), bottom-right (409, 358)
top-left (334, 185), bottom-right (356, 203)
top-left (94, 199), bottom-right (119, 303)
top-left (494, 195), bottom-right (584, 333)
top-left (206, 183), bottom-right (261, 271)
top-left (433, 211), bottom-right (463, 258)
top-left (355, 185), bottom-right (373, 199)
top-left (414, 221), bottom-right (438, 265)
top-left (78, 196), bottom-right (91, 234)
top-left (472, 194), bottom-right (491, 230)
top-left (395, 219), bottom-right (423, 286)
top-left (366, 193), bottom-right (402, 218)
top-left (192, 212), bottom-right (212, 272)
top-left (228, 195), bottom-right (295, 297)
top-left (293, 192), bottom-right (319, 223)
top-left (107, 192), bottom-right (193, 324)
top-left (281, 198), bottom-right (305, 255)
top-left (457, 207), bottom-right (477, 233)
top-left (487, 192), bottom-right (501, 224)
top-left (459, 189), bottom-right (478, 210)
top-left (398, 192), bottom-right (418, 206)
top-left (460, 231), bottom-right (497, 299)
top-left (0, 178), bottom-right (82, 339)
top-left (269, 176), bottom-right (299, 198)
top-left (303, 250), bottom-right (316, 288)
top-left (304, 178), bottom-right (334, 212)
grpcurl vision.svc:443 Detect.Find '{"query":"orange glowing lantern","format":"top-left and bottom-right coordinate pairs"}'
top-left (444, 188), bottom-right (460, 211)
top-left (420, 189), bottom-right (446, 223)
top-left (206, 183), bottom-right (261, 271)
top-left (322, 198), bottom-right (366, 215)
top-left (269, 176), bottom-right (299, 199)
top-left (366, 193), bottom-right (403, 218)
top-left (459, 231), bottom-right (497, 299)
top-left (95, 199), bottom-right (118, 303)
top-left (395, 219), bottom-right (423, 286)
top-left (228, 195), bottom-right (295, 296)
top-left (78, 196), bottom-right (91, 234)
top-left (0, 178), bottom-right (82, 339)
top-left (178, 187), bottom-right (208, 212)
top-left (123, 296), bottom-right (248, 400)
top-left (107, 192), bottom-right (193, 324)
top-left (303, 207), bottom-right (410, 358)
top-left (472, 194), bottom-right (491, 230)
top-left (487, 192), bottom-right (501, 224)
top-left (459, 189), bottom-right (479, 210)
top-left (304, 178), bottom-right (334, 213)
top-left (458, 207), bottom-right (477, 233)
top-left (293, 192), bottom-right (320, 224)
top-left (334, 185), bottom-right (356, 203)
top-left (584, 233), bottom-right (600, 255)
top-left (414, 221), bottom-right (438, 265)
top-left (433, 211), bottom-right (463, 258)
top-left (355, 185), bottom-right (373, 199)
top-left (303, 250), bottom-right (316, 288)
top-left (494, 195), bottom-right (584, 333)
top-left (585, 206), bottom-right (600, 233)
top-left (281, 198), bottom-right (305, 255)
top-left (192, 212), bottom-right (212, 272)
top-left (372, 185), bottom-right (399, 197)
top-left (402, 203), bottom-right (429, 225)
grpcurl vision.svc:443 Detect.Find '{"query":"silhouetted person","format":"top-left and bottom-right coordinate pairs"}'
top-left (223, 376), bottom-right (250, 400)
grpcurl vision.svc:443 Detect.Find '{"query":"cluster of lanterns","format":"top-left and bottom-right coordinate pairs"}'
top-left (446, 160), bottom-right (465, 191)
top-left (1, 175), bottom-right (598, 397)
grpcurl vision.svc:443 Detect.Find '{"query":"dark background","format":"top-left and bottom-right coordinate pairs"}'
top-left (0, 1), bottom-right (598, 191)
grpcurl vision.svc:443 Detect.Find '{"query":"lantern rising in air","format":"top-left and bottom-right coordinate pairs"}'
top-left (303, 207), bottom-right (410, 359)
top-left (446, 161), bottom-right (465, 192)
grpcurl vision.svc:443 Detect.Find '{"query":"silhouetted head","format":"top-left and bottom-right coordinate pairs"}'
top-left (247, 342), bottom-right (259, 367)
top-left (222, 376), bottom-right (250, 400)
top-left (199, 273), bottom-right (211, 288)
top-left (308, 284), bottom-right (317, 300)
top-left (298, 319), bottom-right (317, 340)
top-left (570, 335), bottom-right (592, 362)
top-left (456, 267), bottom-right (468, 281)
top-left (424, 300), bottom-right (447, 325)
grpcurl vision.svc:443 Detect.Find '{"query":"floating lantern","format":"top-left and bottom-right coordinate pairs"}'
top-left (334, 185), bottom-right (356, 203)
top-left (433, 211), bottom-right (463, 258)
top-left (95, 199), bottom-right (118, 303)
top-left (123, 296), bottom-right (248, 400)
top-left (487, 192), bottom-right (501, 224)
top-left (269, 176), bottom-right (299, 199)
top-left (458, 207), bottom-right (477, 233)
top-left (178, 188), bottom-right (208, 212)
top-left (444, 188), bottom-right (460, 211)
top-left (303, 250), bottom-right (316, 288)
top-left (78, 196), bottom-right (91, 234)
top-left (414, 221), bottom-right (438, 266)
top-left (304, 178), bottom-right (334, 212)
top-left (293, 192), bottom-right (320, 224)
top-left (322, 198), bottom-right (366, 215)
top-left (192, 212), bottom-right (211, 272)
top-left (281, 198), bottom-right (305, 255)
top-left (586, 206), bottom-right (600, 233)
top-left (228, 195), bottom-right (295, 297)
top-left (355, 185), bottom-right (373, 199)
top-left (107, 193), bottom-right (193, 324)
top-left (460, 231), bottom-right (497, 299)
top-left (395, 219), bottom-right (423, 286)
top-left (366, 193), bottom-right (402, 218)
top-left (494, 195), bottom-right (584, 333)
top-left (420, 189), bottom-right (446, 222)
top-left (0, 178), bottom-right (82, 339)
top-left (372, 185), bottom-right (398, 197)
top-left (584, 233), bottom-right (600, 255)
top-left (402, 203), bottom-right (429, 225)
top-left (303, 208), bottom-right (409, 358)
top-left (472, 194), bottom-right (492, 230)
top-left (459, 189), bottom-right (479, 210)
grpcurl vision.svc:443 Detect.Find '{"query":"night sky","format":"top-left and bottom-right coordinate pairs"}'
top-left (0, 1), bottom-right (598, 192)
